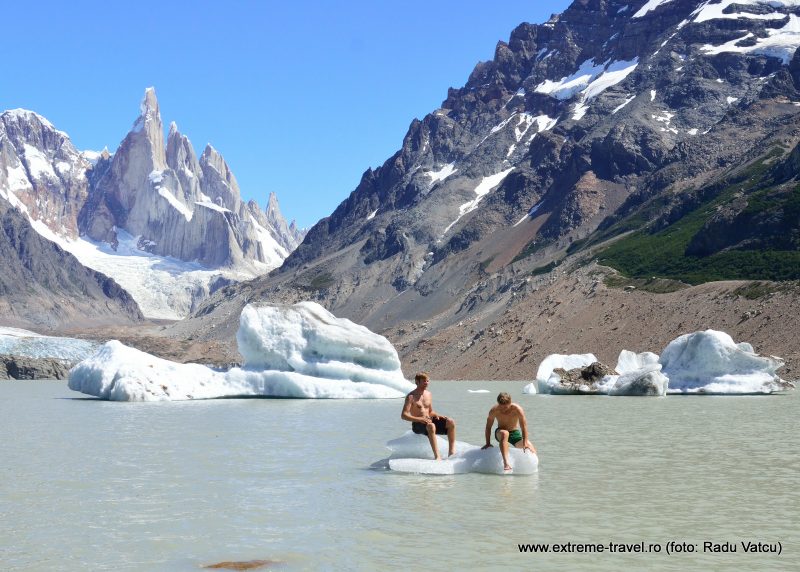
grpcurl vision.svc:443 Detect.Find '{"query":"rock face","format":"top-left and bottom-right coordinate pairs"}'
top-left (180, 0), bottom-right (800, 350)
top-left (0, 355), bottom-right (72, 380)
top-left (0, 200), bottom-right (143, 329)
top-left (0, 110), bottom-right (90, 238)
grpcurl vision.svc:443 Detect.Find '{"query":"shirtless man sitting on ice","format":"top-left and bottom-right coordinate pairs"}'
top-left (401, 372), bottom-right (456, 459)
top-left (481, 392), bottom-right (536, 471)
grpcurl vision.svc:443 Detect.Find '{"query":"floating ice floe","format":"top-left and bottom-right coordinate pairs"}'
top-left (383, 432), bottom-right (538, 475)
top-left (660, 330), bottom-right (791, 394)
top-left (524, 330), bottom-right (791, 396)
top-left (0, 327), bottom-right (99, 362)
top-left (535, 353), bottom-right (597, 393)
top-left (608, 363), bottom-right (669, 396)
top-left (68, 302), bottom-right (415, 401)
top-left (608, 350), bottom-right (669, 396)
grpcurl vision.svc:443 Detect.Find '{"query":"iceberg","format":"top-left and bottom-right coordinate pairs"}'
top-left (615, 350), bottom-right (660, 374)
top-left (532, 351), bottom-right (668, 396)
top-left (608, 365), bottom-right (669, 396)
top-left (384, 432), bottom-right (538, 475)
top-left (68, 302), bottom-right (415, 401)
top-left (527, 327), bottom-right (794, 396)
top-left (536, 353), bottom-right (597, 393)
top-left (607, 350), bottom-right (668, 396)
top-left (386, 432), bottom-right (474, 459)
top-left (660, 330), bottom-right (790, 394)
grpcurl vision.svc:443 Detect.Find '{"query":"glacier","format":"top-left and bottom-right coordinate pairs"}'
top-left (68, 302), bottom-right (414, 401)
top-left (0, 327), bottom-right (99, 362)
top-left (383, 432), bottom-right (538, 475)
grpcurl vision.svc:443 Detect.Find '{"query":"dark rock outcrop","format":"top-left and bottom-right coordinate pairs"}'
top-left (0, 201), bottom-right (143, 329)
top-left (549, 361), bottom-right (618, 394)
top-left (0, 355), bottom-right (73, 380)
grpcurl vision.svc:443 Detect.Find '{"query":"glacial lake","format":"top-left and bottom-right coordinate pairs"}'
top-left (1, 381), bottom-right (797, 571)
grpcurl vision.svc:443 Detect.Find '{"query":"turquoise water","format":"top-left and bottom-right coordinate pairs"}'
top-left (0, 381), bottom-right (797, 570)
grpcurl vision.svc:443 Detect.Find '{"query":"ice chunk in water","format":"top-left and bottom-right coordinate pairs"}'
top-left (608, 365), bottom-right (669, 396)
top-left (386, 432), bottom-right (473, 459)
top-left (68, 302), bottom-right (414, 401)
top-left (385, 432), bottom-right (538, 475)
top-left (615, 350), bottom-right (660, 374)
top-left (387, 448), bottom-right (538, 476)
top-left (660, 330), bottom-right (789, 394)
top-left (536, 353), bottom-right (597, 393)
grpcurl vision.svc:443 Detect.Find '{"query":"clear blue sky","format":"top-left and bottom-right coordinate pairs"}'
top-left (3, 1), bottom-right (571, 228)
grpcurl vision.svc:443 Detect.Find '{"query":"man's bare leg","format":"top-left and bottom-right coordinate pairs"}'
top-left (426, 423), bottom-right (441, 460)
top-left (498, 429), bottom-right (512, 471)
top-left (446, 418), bottom-right (456, 457)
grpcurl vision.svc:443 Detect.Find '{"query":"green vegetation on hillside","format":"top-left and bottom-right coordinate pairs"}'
top-left (596, 146), bottom-right (800, 283)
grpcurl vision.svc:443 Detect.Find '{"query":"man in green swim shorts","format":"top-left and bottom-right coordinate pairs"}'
top-left (481, 392), bottom-right (536, 471)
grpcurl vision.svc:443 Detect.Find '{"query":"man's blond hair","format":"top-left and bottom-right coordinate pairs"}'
top-left (497, 392), bottom-right (512, 405)
top-left (415, 372), bottom-right (430, 384)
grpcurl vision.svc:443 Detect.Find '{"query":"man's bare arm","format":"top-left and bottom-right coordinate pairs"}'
top-left (517, 405), bottom-right (536, 452)
top-left (481, 409), bottom-right (496, 449)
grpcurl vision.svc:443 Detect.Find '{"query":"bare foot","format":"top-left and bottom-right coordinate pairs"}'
top-left (448, 451), bottom-right (456, 457)
top-left (435, 456), bottom-right (442, 461)
top-left (504, 465), bottom-right (513, 472)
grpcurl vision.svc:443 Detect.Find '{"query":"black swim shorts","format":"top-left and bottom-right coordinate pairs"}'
top-left (412, 416), bottom-right (449, 435)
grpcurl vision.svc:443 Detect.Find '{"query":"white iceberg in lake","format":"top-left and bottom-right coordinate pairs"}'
top-left (384, 432), bottom-right (538, 475)
top-left (533, 350), bottom-right (667, 396)
top-left (608, 364), bottom-right (669, 396)
top-left (615, 350), bottom-right (660, 374)
top-left (386, 432), bottom-right (474, 459)
top-left (660, 330), bottom-right (790, 394)
top-left (607, 350), bottom-right (668, 396)
top-left (68, 302), bottom-right (414, 401)
top-left (536, 353), bottom-right (597, 393)
top-left (0, 327), bottom-right (99, 362)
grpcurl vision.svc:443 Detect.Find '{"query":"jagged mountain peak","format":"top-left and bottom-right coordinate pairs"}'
top-left (266, 191), bottom-right (279, 210)
top-left (0, 87), bottom-right (308, 320)
top-left (2, 108), bottom-right (58, 130)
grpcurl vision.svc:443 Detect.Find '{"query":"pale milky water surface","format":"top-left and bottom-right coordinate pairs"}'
top-left (0, 381), bottom-right (797, 571)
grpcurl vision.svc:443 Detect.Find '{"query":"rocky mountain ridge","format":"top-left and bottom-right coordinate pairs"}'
top-left (172, 0), bottom-right (800, 374)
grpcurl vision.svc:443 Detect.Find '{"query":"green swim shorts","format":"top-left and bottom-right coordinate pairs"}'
top-left (495, 428), bottom-right (523, 445)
